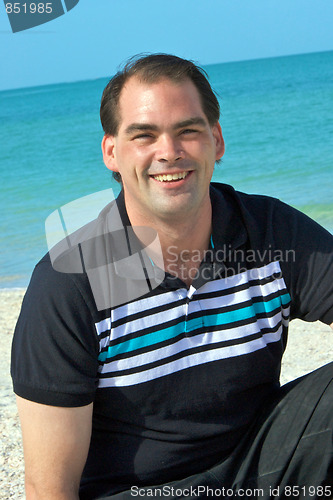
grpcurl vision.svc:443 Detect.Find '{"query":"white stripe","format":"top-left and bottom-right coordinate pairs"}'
top-left (98, 326), bottom-right (284, 388)
top-left (95, 317), bottom-right (111, 337)
top-left (99, 308), bottom-right (289, 377)
top-left (95, 261), bottom-right (283, 332)
top-left (97, 302), bottom-right (187, 349)
top-left (196, 278), bottom-right (287, 312)
top-left (109, 289), bottom-right (186, 322)
top-left (97, 282), bottom-right (289, 350)
top-left (196, 261), bottom-right (282, 294)
top-left (94, 289), bottom-right (187, 337)
top-left (95, 263), bottom-right (289, 349)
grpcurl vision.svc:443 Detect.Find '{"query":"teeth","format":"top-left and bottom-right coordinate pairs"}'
top-left (153, 171), bottom-right (189, 182)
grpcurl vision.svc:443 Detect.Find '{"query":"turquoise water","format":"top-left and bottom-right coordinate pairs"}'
top-left (1, 51), bottom-right (332, 288)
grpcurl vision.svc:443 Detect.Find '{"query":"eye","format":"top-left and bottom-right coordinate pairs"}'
top-left (133, 133), bottom-right (154, 141)
top-left (181, 129), bottom-right (198, 135)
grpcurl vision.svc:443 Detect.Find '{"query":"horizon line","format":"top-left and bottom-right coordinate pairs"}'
top-left (1, 48), bottom-right (332, 94)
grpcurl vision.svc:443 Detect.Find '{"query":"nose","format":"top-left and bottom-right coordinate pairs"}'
top-left (156, 135), bottom-right (184, 163)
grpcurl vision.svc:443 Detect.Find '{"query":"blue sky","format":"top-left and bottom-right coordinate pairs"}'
top-left (1, 0), bottom-right (333, 91)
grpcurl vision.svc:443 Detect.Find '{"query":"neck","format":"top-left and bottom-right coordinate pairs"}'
top-left (126, 199), bottom-right (212, 286)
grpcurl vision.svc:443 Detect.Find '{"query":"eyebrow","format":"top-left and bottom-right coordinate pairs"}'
top-left (125, 123), bottom-right (159, 136)
top-left (174, 117), bottom-right (207, 129)
top-left (124, 117), bottom-right (207, 136)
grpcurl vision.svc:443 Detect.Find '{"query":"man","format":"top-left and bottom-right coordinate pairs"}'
top-left (11, 54), bottom-right (333, 499)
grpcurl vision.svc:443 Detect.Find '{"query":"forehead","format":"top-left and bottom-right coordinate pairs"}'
top-left (117, 76), bottom-right (206, 129)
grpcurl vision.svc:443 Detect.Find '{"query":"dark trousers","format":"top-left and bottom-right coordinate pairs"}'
top-left (106, 362), bottom-right (333, 499)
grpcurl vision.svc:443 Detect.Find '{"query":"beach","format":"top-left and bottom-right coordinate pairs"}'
top-left (0, 288), bottom-right (332, 498)
top-left (0, 289), bottom-right (25, 498)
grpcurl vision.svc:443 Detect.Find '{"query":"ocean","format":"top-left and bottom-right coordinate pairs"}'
top-left (1, 50), bottom-right (332, 288)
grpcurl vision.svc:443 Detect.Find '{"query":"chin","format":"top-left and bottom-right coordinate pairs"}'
top-left (154, 202), bottom-right (195, 220)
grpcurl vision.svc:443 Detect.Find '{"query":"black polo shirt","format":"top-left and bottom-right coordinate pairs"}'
top-left (11, 183), bottom-right (333, 498)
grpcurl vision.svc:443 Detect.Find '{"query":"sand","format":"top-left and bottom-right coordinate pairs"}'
top-left (0, 288), bottom-right (332, 498)
top-left (0, 289), bottom-right (25, 499)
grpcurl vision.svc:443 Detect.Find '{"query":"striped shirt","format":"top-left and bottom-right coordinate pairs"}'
top-left (11, 183), bottom-right (333, 497)
top-left (96, 261), bottom-right (290, 388)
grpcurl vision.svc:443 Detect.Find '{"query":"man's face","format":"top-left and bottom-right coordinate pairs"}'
top-left (102, 76), bottom-right (224, 223)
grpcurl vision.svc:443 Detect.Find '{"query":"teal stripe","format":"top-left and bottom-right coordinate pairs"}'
top-left (201, 293), bottom-right (290, 329)
top-left (98, 292), bottom-right (290, 362)
top-left (99, 321), bottom-right (186, 361)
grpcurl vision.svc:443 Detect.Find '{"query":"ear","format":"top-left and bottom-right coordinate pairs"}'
top-left (101, 135), bottom-right (119, 172)
top-left (212, 122), bottom-right (225, 161)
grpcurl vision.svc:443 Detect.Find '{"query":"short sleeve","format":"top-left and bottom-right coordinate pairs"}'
top-left (275, 201), bottom-right (333, 325)
top-left (11, 256), bottom-right (100, 407)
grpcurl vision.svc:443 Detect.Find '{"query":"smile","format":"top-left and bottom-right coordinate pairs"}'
top-left (152, 171), bottom-right (190, 182)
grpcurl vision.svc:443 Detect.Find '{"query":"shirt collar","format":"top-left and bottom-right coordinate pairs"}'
top-left (210, 182), bottom-right (247, 252)
top-left (113, 183), bottom-right (248, 290)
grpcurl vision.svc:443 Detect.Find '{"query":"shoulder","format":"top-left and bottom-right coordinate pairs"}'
top-left (211, 181), bottom-right (291, 219)
top-left (210, 181), bottom-right (333, 247)
top-left (27, 252), bottom-right (93, 311)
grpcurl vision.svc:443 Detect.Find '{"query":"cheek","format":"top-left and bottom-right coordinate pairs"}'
top-left (188, 134), bottom-right (214, 152)
top-left (116, 147), bottom-right (153, 181)
top-left (190, 141), bottom-right (216, 164)
top-left (119, 143), bottom-right (153, 164)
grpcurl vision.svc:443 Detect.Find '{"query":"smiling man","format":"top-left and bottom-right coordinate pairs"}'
top-left (11, 54), bottom-right (333, 499)
top-left (101, 72), bottom-right (224, 287)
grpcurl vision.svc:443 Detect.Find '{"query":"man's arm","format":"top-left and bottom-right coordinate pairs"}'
top-left (17, 396), bottom-right (93, 500)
